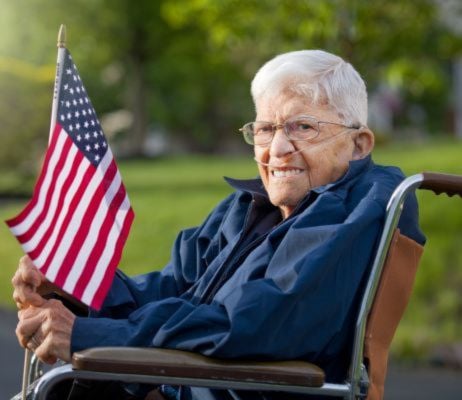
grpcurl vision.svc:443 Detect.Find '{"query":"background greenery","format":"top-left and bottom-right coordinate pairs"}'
top-left (1, 141), bottom-right (461, 359)
top-left (0, 0), bottom-right (461, 361)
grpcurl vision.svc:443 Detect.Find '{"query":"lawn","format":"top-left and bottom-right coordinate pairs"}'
top-left (0, 139), bottom-right (461, 358)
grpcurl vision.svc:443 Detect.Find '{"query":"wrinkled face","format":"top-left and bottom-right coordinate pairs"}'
top-left (254, 92), bottom-right (362, 218)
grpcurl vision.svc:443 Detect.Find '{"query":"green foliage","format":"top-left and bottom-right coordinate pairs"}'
top-left (0, 0), bottom-right (461, 161)
top-left (0, 141), bottom-right (461, 359)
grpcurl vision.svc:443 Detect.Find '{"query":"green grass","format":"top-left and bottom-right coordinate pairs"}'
top-left (0, 140), bottom-right (461, 358)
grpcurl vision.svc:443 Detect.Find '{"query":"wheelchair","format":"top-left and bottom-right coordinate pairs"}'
top-left (15, 172), bottom-right (462, 400)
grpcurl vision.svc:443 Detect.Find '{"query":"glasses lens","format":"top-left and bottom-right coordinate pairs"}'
top-left (286, 117), bottom-right (319, 141)
top-left (252, 121), bottom-right (274, 145)
top-left (241, 122), bottom-right (273, 145)
top-left (241, 124), bottom-right (255, 145)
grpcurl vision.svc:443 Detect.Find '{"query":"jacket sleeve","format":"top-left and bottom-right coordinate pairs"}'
top-left (71, 188), bottom-right (387, 363)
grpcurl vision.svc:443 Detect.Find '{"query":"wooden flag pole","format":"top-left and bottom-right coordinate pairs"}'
top-left (21, 24), bottom-right (67, 400)
top-left (48, 24), bottom-right (67, 143)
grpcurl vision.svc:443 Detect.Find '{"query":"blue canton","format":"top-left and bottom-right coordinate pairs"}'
top-left (57, 49), bottom-right (108, 167)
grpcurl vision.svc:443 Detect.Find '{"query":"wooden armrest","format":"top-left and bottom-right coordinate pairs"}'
top-left (72, 347), bottom-right (325, 387)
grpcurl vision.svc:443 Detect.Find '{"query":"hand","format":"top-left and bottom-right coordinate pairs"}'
top-left (12, 255), bottom-right (46, 309)
top-left (16, 298), bottom-right (76, 364)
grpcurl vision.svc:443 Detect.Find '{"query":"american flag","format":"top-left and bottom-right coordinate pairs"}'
top-left (6, 49), bottom-right (134, 310)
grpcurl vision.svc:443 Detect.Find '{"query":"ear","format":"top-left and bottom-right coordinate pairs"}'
top-left (351, 128), bottom-right (375, 160)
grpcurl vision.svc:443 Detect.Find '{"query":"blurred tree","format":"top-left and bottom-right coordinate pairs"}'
top-left (0, 0), bottom-right (461, 178)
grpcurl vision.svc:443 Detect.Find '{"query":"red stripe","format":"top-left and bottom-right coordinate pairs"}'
top-left (71, 180), bottom-right (127, 299)
top-left (90, 206), bottom-right (134, 310)
top-left (38, 161), bottom-right (96, 274)
top-left (53, 160), bottom-right (118, 287)
top-left (23, 150), bottom-right (85, 258)
top-left (14, 135), bottom-right (75, 244)
top-left (6, 124), bottom-right (64, 228)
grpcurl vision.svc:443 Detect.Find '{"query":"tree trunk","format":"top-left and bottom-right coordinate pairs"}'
top-left (127, 57), bottom-right (149, 156)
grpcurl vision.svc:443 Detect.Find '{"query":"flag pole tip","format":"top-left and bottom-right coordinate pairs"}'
top-left (57, 24), bottom-right (67, 48)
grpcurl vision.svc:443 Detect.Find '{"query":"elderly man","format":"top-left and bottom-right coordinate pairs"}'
top-left (13, 50), bottom-right (425, 399)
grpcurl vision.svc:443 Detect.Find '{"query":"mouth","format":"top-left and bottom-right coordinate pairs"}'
top-left (270, 168), bottom-right (304, 178)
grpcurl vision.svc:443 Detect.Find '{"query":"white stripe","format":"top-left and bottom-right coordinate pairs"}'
top-left (62, 170), bottom-right (122, 293)
top-left (81, 194), bottom-right (131, 306)
top-left (41, 150), bottom-right (113, 281)
top-left (21, 145), bottom-right (79, 252)
top-left (30, 156), bottom-right (90, 268)
top-left (10, 129), bottom-right (68, 235)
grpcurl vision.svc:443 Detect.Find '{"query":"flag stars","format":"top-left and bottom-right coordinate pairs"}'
top-left (66, 68), bottom-right (72, 75)
top-left (75, 123), bottom-right (81, 130)
top-left (68, 125), bottom-right (74, 131)
top-left (93, 131), bottom-right (98, 138)
top-left (69, 88), bottom-right (74, 95)
top-left (85, 133), bottom-right (90, 140)
top-left (65, 101), bottom-right (71, 108)
top-left (67, 112), bottom-right (72, 119)
top-left (75, 111), bottom-right (80, 118)
top-left (76, 134), bottom-right (82, 142)
top-left (94, 143), bottom-right (100, 150)
top-left (60, 114), bottom-right (65, 121)
top-left (95, 154), bottom-right (100, 162)
top-left (84, 121), bottom-right (89, 128)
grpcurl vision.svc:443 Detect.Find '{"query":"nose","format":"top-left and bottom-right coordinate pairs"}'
top-left (269, 126), bottom-right (296, 158)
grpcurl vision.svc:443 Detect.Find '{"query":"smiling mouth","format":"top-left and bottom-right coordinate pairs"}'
top-left (271, 168), bottom-right (303, 178)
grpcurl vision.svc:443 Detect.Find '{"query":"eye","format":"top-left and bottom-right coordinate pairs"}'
top-left (254, 123), bottom-right (273, 135)
top-left (294, 121), bottom-right (315, 131)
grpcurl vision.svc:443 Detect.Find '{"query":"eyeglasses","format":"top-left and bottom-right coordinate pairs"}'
top-left (239, 115), bottom-right (359, 146)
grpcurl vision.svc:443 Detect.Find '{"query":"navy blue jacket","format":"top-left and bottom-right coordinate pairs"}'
top-left (71, 156), bottom-right (425, 399)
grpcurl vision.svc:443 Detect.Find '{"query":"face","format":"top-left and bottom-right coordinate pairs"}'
top-left (254, 91), bottom-right (372, 218)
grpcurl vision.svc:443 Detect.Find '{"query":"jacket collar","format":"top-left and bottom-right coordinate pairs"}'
top-left (225, 155), bottom-right (373, 199)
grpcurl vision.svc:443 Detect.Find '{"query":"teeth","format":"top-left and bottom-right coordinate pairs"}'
top-left (272, 169), bottom-right (302, 178)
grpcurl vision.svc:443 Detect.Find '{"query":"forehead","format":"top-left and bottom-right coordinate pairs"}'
top-left (255, 91), bottom-right (340, 123)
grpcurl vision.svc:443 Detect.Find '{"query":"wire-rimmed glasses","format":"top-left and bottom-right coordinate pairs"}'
top-left (239, 115), bottom-right (358, 146)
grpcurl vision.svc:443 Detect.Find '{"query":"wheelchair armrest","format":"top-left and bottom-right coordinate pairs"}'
top-left (72, 347), bottom-right (325, 387)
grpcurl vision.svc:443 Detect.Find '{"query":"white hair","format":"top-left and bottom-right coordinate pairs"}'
top-left (251, 50), bottom-right (368, 127)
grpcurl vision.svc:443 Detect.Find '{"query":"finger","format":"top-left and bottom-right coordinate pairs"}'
top-left (16, 311), bottom-right (44, 348)
top-left (13, 286), bottom-right (45, 309)
top-left (19, 256), bottom-right (44, 287)
top-left (34, 335), bottom-right (58, 364)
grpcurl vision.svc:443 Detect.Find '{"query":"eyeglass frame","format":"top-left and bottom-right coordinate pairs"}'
top-left (238, 114), bottom-right (361, 146)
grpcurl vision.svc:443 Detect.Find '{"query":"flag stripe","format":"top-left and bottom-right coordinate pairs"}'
top-left (25, 149), bottom-right (85, 259)
top-left (82, 196), bottom-right (134, 308)
top-left (91, 206), bottom-right (134, 309)
top-left (7, 126), bottom-right (68, 235)
top-left (42, 149), bottom-right (113, 281)
top-left (55, 160), bottom-right (120, 288)
top-left (28, 150), bottom-right (89, 264)
top-left (30, 157), bottom-right (94, 268)
top-left (17, 137), bottom-right (76, 247)
top-left (71, 181), bottom-right (127, 299)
